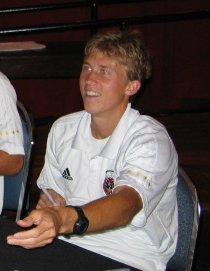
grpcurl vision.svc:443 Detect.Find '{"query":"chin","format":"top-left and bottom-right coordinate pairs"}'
top-left (85, 107), bottom-right (102, 116)
top-left (83, 104), bottom-right (96, 114)
top-left (83, 101), bottom-right (100, 113)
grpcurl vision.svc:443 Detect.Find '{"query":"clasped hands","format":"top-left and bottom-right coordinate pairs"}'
top-left (7, 189), bottom-right (66, 249)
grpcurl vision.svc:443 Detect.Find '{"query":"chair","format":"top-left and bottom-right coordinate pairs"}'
top-left (166, 166), bottom-right (200, 271)
top-left (3, 100), bottom-right (33, 221)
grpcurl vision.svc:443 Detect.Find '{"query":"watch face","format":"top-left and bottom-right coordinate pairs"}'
top-left (71, 206), bottom-right (89, 235)
top-left (75, 218), bottom-right (89, 234)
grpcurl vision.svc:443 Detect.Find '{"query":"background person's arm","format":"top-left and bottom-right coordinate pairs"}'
top-left (0, 150), bottom-right (24, 175)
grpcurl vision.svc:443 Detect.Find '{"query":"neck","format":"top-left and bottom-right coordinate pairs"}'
top-left (91, 105), bottom-right (127, 139)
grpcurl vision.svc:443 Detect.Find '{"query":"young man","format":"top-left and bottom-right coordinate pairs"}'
top-left (0, 72), bottom-right (24, 213)
top-left (7, 31), bottom-right (178, 271)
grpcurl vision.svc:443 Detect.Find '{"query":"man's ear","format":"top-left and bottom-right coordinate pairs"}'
top-left (125, 80), bottom-right (141, 96)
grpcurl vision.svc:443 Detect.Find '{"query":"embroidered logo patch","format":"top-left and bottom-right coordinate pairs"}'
top-left (103, 170), bottom-right (115, 195)
top-left (127, 169), bottom-right (151, 188)
top-left (62, 168), bottom-right (73, 180)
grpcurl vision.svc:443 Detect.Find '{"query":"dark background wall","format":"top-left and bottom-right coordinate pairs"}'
top-left (0, 0), bottom-right (210, 119)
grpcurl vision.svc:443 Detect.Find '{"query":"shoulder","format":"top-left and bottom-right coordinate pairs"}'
top-left (49, 110), bottom-right (86, 138)
top-left (128, 111), bottom-right (171, 146)
top-left (53, 110), bottom-right (85, 128)
top-left (122, 110), bottom-right (177, 168)
top-left (128, 108), bottom-right (167, 135)
top-left (120, 107), bottom-right (171, 150)
top-left (0, 71), bottom-right (9, 83)
top-left (0, 72), bottom-right (17, 99)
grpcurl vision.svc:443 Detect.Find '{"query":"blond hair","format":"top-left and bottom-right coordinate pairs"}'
top-left (84, 31), bottom-right (152, 82)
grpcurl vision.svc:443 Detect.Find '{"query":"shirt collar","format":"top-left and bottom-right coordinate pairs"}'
top-left (72, 104), bottom-right (140, 159)
top-left (100, 103), bottom-right (139, 159)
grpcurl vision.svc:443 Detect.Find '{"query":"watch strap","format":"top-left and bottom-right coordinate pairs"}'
top-left (70, 205), bottom-right (89, 235)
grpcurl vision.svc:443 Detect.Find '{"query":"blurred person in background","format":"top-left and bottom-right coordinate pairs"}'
top-left (0, 72), bottom-right (24, 213)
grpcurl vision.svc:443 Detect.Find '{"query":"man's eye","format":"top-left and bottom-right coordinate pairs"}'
top-left (82, 65), bottom-right (91, 73)
top-left (99, 67), bottom-right (111, 75)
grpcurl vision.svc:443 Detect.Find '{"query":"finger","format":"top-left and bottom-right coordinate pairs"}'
top-left (7, 233), bottom-right (54, 249)
top-left (15, 210), bottom-right (42, 228)
top-left (36, 203), bottom-right (41, 209)
top-left (7, 227), bottom-right (55, 249)
top-left (16, 218), bottom-right (34, 228)
top-left (7, 215), bottom-right (57, 249)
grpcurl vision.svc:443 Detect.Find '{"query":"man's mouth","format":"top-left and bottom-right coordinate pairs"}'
top-left (86, 90), bottom-right (101, 97)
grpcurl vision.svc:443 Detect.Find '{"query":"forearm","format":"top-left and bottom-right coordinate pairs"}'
top-left (0, 150), bottom-right (24, 175)
top-left (6, 186), bottom-right (142, 249)
top-left (59, 186), bottom-right (142, 234)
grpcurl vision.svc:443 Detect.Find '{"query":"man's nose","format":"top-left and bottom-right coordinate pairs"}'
top-left (86, 69), bottom-right (98, 81)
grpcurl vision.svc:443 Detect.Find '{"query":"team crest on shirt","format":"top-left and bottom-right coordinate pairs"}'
top-left (103, 170), bottom-right (115, 195)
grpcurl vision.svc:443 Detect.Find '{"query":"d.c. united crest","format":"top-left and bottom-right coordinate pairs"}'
top-left (103, 170), bottom-right (115, 195)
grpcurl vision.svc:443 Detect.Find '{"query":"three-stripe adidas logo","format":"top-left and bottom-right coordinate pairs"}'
top-left (62, 168), bottom-right (73, 180)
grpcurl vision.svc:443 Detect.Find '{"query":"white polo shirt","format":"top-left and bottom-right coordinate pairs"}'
top-left (0, 72), bottom-right (24, 213)
top-left (37, 103), bottom-right (178, 271)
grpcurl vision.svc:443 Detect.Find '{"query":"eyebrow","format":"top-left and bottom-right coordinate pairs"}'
top-left (82, 62), bottom-right (114, 70)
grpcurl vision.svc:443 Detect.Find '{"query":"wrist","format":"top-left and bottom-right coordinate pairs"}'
top-left (57, 206), bottom-right (77, 234)
top-left (70, 206), bottom-right (89, 235)
top-left (61, 205), bottom-right (89, 236)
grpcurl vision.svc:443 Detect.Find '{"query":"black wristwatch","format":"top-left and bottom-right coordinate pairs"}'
top-left (70, 206), bottom-right (89, 235)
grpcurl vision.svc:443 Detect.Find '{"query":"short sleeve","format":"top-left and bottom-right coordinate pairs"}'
top-left (114, 122), bottom-right (178, 227)
top-left (0, 72), bottom-right (24, 155)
